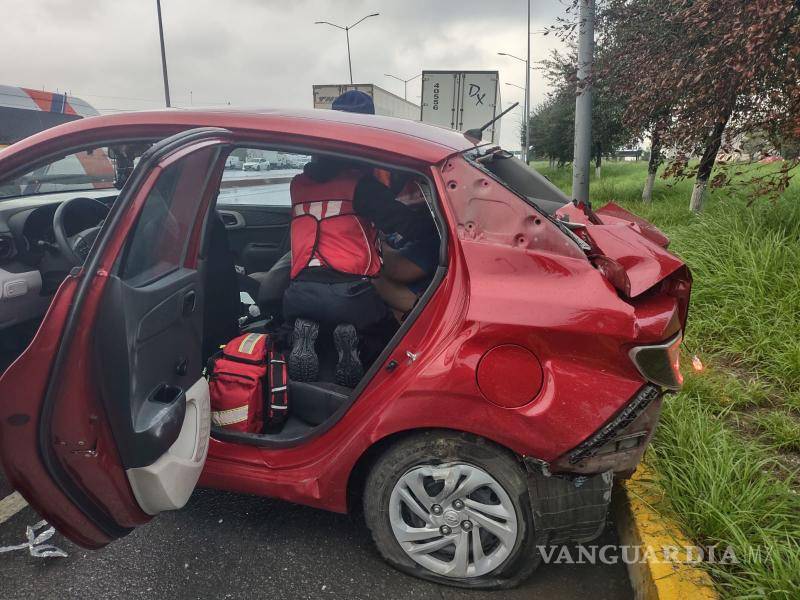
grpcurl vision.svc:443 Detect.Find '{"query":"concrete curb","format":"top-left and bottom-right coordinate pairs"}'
top-left (613, 466), bottom-right (718, 600)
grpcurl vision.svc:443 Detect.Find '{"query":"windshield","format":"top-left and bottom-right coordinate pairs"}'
top-left (0, 147), bottom-right (118, 200)
top-left (0, 142), bottom-right (156, 200)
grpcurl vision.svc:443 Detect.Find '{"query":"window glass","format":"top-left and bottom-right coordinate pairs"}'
top-left (0, 147), bottom-right (117, 199)
top-left (121, 147), bottom-right (218, 286)
top-left (0, 142), bottom-right (156, 200)
top-left (218, 149), bottom-right (309, 207)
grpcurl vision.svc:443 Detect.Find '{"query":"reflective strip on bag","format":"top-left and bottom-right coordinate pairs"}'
top-left (237, 333), bottom-right (264, 355)
top-left (211, 405), bottom-right (249, 427)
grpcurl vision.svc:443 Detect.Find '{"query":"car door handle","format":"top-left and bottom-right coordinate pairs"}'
top-left (150, 383), bottom-right (185, 404)
top-left (132, 383), bottom-right (187, 466)
top-left (182, 290), bottom-right (196, 316)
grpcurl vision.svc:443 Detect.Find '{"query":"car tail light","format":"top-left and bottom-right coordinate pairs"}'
top-left (628, 333), bottom-right (684, 390)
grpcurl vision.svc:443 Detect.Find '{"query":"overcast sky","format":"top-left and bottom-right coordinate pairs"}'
top-left (5, 0), bottom-right (571, 150)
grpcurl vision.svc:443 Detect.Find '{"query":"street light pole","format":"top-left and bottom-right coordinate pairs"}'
top-left (385, 73), bottom-right (422, 100)
top-left (498, 51), bottom-right (532, 162)
top-left (505, 84), bottom-right (527, 151)
top-left (315, 13), bottom-right (380, 85)
top-left (345, 28), bottom-right (353, 84)
top-left (572, 0), bottom-right (595, 205)
top-left (156, 0), bottom-right (171, 108)
top-left (525, 0), bottom-right (531, 164)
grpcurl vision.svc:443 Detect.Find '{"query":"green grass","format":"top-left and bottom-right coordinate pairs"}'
top-left (751, 411), bottom-right (800, 452)
top-left (651, 392), bottom-right (800, 599)
top-left (533, 160), bottom-right (800, 598)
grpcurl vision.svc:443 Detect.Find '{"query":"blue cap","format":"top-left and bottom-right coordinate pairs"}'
top-left (331, 90), bottom-right (375, 114)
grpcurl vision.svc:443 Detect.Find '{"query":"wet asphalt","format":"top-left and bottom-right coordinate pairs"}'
top-left (0, 472), bottom-right (632, 600)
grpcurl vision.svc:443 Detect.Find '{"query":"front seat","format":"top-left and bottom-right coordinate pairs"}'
top-left (248, 251), bottom-right (292, 318)
top-left (202, 213), bottom-right (242, 360)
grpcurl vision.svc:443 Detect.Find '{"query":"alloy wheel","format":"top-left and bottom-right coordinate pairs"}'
top-left (388, 462), bottom-right (519, 578)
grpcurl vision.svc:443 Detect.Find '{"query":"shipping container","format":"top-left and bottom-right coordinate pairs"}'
top-left (420, 71), bottom-right (502, 143)
top-left (312, 84), bottom-right (419, 120)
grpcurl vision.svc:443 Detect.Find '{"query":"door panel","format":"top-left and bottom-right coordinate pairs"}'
top-left (95, 268), bottom-right (203, 469)
top-left (217, 205), bottom-right (291, 273)
top-left (0, 127), bottom-right (231, 547)
top-left (127, 377), bottom-right (210, 514)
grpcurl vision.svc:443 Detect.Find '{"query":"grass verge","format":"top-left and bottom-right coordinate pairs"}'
top-left (534, 160), bottom-right (800, 599)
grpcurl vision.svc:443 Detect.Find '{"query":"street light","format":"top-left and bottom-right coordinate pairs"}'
top-left (498, 52), bottom-right (532, 66)
top-left (498, 1), bottom-right (531, 163)
top-left (499, 52), bottom-right (531, 163)
top-left (504, 84), bottom-right (527, 157)
top-left (384, 73), bottom-right (421, 100)
top-left (315, 13), bottom-right (380, 84)
top-left (155, 0), bottom-right (171, 107)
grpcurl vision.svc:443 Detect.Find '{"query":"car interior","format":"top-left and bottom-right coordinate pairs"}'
top-left (0, 139), bottom-right (444, 445)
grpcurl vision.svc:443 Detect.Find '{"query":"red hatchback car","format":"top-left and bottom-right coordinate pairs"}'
top-left (0, 109), bottom-right (689, 589)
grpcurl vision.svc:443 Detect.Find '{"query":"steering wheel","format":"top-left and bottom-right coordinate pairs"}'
top-left (52, 197), bottom-right (110, 266)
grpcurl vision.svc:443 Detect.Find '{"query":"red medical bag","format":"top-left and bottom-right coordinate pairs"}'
top-left (208, 333), bottom-right (288, 433)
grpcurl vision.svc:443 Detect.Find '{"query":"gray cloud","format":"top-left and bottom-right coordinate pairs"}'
top-left (4, 0), bottom-right (570, 149)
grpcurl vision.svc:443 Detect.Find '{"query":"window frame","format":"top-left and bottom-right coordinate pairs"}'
top-left (115, 142), bottom-right (226, 288)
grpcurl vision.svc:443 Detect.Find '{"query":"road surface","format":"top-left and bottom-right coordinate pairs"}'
top-left (0, 470), bottom-right (632, 599)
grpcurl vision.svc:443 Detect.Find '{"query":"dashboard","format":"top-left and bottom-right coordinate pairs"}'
top-left (0, 189), bottom-right (118, 330)
top-left (13, 197), bottom-right (109, 257)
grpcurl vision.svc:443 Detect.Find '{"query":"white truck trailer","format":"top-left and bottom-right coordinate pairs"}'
top-left (420, 71), bottom-right (502, 143)
top-left (312, 84), bottom-right (419, 120)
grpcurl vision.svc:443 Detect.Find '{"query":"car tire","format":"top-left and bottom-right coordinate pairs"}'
top-left (363, 431), bottom-right (544, 589)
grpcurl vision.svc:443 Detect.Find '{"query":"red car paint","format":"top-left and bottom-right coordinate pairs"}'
top-left (0, 109), bottom-right (690, 549)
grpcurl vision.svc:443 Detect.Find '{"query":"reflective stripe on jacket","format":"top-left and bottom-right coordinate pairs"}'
top-left (289, 170), bottom-right (382, 279)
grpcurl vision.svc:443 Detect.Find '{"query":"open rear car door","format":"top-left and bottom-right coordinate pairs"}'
top-left (0, 128), bottom-right (232, 547)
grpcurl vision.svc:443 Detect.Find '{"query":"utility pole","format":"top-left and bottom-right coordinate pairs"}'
top-left (525, 0), bottom-right (531, 164)
top-left (156, 0), bottom-right (171, 107)
top-left (571, 0), bottom-right (595, 204)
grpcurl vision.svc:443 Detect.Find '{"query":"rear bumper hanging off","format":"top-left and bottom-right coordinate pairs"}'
top-left (523, 467), bottom-right (614, 545)
top-left (520, 384), bottom-right (664, 545)
top-left (551, 384), bottom-right (663, 477)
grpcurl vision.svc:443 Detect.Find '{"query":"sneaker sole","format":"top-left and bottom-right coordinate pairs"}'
top-left (334, 324), bottom-right (363, 388)
top-left (288, 318), bottom-right (319, 382)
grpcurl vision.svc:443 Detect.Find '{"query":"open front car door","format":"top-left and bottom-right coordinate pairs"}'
top-left (0, 128), bottom-right (232, 547)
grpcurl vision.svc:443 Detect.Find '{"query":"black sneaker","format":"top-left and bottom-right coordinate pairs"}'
top-left (288, 318), bottom-right (319, 382)
top-left (333, 323), bottom-right (363, 388)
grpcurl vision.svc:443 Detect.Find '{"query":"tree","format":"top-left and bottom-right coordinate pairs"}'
top-left (527, 91), bottom-right (575, 166)
top-left (641, 127), bottom-right (662, 202)
top-left (528, 48), bottom-right (633, 174)
top-left (594, 0), bottom-right (800, 211)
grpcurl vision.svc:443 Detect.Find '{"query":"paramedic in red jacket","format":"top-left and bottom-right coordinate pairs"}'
top-left (284, 90), bottom-right (434, 388)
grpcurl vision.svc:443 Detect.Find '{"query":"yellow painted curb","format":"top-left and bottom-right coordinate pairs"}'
top-left (613, 466), bottom-right (718, 600)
